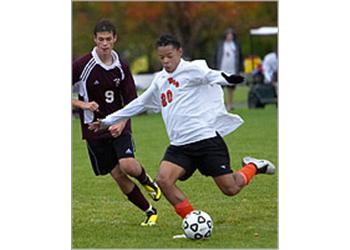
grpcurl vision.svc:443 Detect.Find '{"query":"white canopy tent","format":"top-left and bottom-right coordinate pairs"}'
top-left (248, 26), bottom-right (278, 71)
top-left (250, 26), bottom-right (278, 36)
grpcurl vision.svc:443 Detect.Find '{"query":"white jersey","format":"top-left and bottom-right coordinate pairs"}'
top-left (220, 41), bottom-right (237, 74)
top-left (101, 59), bottom-right (244, 146)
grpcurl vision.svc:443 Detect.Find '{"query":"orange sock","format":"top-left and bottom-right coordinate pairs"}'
top-left (174, 198), bottom-right (194, 219)
top-left (238, 163), bottom-right (257, 186)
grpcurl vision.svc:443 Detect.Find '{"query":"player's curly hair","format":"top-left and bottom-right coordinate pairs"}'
top-left (156, 34), bottom-right (181, 49)
top-left (94, 19), bottom-right (116, 36)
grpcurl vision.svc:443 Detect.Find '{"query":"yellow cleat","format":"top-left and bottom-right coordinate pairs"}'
top-left (140, 211), bottom-right (158, 226)
top-left (142, 174), bottom-right (162, 201)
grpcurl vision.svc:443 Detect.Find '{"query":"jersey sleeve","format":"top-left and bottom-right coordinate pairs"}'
top-left (101, 80), bottom-right (161, 128)
top-left (204, 69), bottom-right (229, 86)
top-left (72, 59), bottom-right (83, 94)
top-left (190, 60), bottom-right (228, 86)
top-left (72, 59), bottom-right (83, 85)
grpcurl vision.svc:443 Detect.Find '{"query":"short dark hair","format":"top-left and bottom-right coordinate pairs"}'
top-left (94, 19), bottom-right (116, 36)
top-left (156, 34), bottom-right (181, 49)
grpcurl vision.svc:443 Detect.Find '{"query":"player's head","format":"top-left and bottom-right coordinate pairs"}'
top-left (156, 34), bottom-right (183, 73)
top-left (93, 19), bottom-right (117, 57)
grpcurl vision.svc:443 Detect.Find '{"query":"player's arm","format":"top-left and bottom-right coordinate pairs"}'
top-left (192, 60), bottom-right (245, 86)
top-left (89, 82), bottom-right (160, 132)
top-left (72, 57), bottom-right (101, 112)
top-left (72, 99), bottom-right (100, 112)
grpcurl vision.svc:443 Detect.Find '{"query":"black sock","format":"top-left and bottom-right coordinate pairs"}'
top-left (126, 184), bottom-right (150, 211)
top-left (135, 166), bottom-right (149, 185)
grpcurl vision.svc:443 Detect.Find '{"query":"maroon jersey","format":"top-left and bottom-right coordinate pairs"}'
top-left (73, 48), bottom-right (137, 140)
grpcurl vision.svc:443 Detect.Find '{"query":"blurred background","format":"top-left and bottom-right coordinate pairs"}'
top-left (72, 1), bottom-right (277, 75)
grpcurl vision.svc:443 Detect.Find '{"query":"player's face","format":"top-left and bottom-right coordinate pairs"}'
top-left (157, 45), bottom-right (183, 73)
top-left (94, 31), bottom-right (117, 56)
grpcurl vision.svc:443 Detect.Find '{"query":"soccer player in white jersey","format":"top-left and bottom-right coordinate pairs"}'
top-left (89, 34), bottom-right (276, 220)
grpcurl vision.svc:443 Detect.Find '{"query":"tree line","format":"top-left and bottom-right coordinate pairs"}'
top-left (73, 1), bottom-right (277, 73)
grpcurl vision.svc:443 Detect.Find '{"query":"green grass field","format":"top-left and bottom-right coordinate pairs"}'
top-left (72, 86), bottom-right (278, 248)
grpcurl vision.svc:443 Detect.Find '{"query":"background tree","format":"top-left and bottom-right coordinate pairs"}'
top-left (72, 1), bottom-right (277, 72)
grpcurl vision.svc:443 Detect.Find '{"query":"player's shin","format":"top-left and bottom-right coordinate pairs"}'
top-left (135, 166), bottom-right (150, 185)
top-left (126, 184), bottom-right (150, 211)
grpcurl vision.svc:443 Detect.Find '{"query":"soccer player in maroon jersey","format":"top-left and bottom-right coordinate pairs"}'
top-left (72, 20), bottom-right (161, 226)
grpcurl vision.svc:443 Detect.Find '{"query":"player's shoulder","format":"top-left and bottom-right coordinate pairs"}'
top-left (73, 53), bottom-right (93, 66)
top-left (119, 57), bottom-right (131, 71)
top-left (188, 60), bottom-right (209, 69)
top-left (113, 50), bottom-right (131, 73)
top-left (185, 59), bottom-right (211, 75)
top-left (72, 53), bottom-right (94, 76)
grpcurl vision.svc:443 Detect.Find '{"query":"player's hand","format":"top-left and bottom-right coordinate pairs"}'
top-left (108, 120), bottom-right (127, 137)
top-left (88, 120), bottom-right (102, 132)
top-left (84, 101), bottom-right (100, 112)
top-left (221, 73), bottom-right (245, 85)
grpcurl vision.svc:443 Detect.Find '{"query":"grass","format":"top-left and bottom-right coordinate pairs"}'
top-left (72, 86), bottom-right (277, 248)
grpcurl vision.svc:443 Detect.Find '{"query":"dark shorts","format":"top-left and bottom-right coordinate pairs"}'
top-left (226, 85), bottom-right (236, 89)
top-left (162, 133), bottom-right (233, 181)
top-left (86, 133), bottom-right (135, 176)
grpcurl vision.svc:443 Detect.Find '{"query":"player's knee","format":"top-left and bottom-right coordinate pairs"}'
top-left (118, 158), bottom-right (133, 168)
top-left (110, 166), bottom-right (126, 180)
top-left (155, 174), bottom-right (173, 189)
top-left (118, 158), bottom-right (138, 174)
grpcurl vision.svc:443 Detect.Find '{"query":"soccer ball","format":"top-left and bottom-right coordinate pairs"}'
top-left (182, 210), bottom-right (213, 240)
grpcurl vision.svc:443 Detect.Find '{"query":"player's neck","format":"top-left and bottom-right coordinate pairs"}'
top-left (97, 53), bottom-right (113, 66)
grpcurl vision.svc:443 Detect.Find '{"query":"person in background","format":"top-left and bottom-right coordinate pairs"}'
top-left (262, 51), bottom-right (278, 96)
top-left (215, 28), bottom-right (244, 110)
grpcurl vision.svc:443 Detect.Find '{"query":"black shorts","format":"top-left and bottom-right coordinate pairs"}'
top-left (162, 133), bottom-right (233, 181)
top-left (225, 84), bottom-right (236, 89)
top-left (86, 133), bottom-right (135, 176)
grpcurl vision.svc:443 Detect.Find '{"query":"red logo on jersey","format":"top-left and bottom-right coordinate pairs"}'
top-left (168, 77), bottom-right (179, 88)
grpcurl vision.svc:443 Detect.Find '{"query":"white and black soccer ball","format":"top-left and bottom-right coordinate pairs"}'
top-left (182, 210), bottom-right (213, 240)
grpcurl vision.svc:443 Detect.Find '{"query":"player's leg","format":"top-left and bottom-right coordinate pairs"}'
top-left (119, 157), bottom-right (161, 201)
top-left (156, 144), bottom-right (196, 219)
top-left (214, 158), bottom-right (275, 196)
top-left (226, 86), bottom-right (235, 110)
top-left (87, 139), bottom-right (157, 226)
top-left (213, 173), bottom-right (245, 196)
top-left (195, 134), bottom-right (240, 195)
top-left (197, 134), bottom-right (275, 196)
top-left (112, 134), bottom-right (161, 201)
top-left (110, 163), bottom-right (134, 194)
top-left (156, 160), bottom-right (194, 219)
top-left (110, 165), bottom-right (158, 226)
top-left (156, 160), bottom-right (187, 205)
